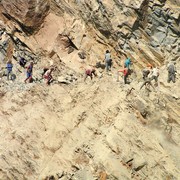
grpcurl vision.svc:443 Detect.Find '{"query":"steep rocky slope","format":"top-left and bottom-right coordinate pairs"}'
top-left (0, 0), bottom-right (179, 180)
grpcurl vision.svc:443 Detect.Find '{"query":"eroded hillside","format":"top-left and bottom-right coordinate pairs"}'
top-left (0, 0), bottom-right (179, 180)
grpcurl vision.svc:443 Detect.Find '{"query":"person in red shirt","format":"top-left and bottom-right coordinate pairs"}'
top-left (84, 68), bottom-right (97, 82)
top-left (118, 66), bottom-right (129, 84)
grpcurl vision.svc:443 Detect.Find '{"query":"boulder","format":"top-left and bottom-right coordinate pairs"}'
top-left (73, 168), bottom-right (94, 180)
top-left (152, 31), bottom-right (166, 43)
top-left (58, 76), bottom-right (71, 84)
top-left (1, 0), bottom-right (50, 33)
top-left (78, 51), bottom-right (86, 59)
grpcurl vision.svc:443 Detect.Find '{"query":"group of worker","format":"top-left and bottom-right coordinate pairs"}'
top-left (84, 50), bottom-right (177, 90)
top-left (4, 58), bottom-right (54, 85)
top-left (2, 49), bottom-right (178, 88)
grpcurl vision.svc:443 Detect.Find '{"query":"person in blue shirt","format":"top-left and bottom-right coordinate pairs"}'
top-left (6, 60), bottom-right (13, 80)
top-left (124, 58), bottom-right (131, 69)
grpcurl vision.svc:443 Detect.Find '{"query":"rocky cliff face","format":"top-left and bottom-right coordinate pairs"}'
top-left (1, 0), bottom-right (50, 33)
top-left (0, 0), bottom-right (179, 180)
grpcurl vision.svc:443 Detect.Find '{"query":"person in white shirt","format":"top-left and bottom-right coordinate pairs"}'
top-left (44, 68), bottom-right (54, 85)
top-left (149, 67), bottom-right (159, 82)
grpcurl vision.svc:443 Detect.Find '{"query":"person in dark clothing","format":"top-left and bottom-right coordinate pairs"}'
top-left (142, 64), bottom-right (153, 80)
top-left (142, 69), bottom-right (150, 80)
top-left (167, 62), bottom-right (176, 83)
top-left (19, 57), bottom-right (27, 68)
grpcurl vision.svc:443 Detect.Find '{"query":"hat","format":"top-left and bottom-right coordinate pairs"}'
top-left (147, 63), bottom-right (153, 68)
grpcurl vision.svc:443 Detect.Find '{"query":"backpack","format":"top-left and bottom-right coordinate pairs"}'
top-left (143, 69), bottom-right (150, 77)
top-left (11, 74), bottom-right (16, 81)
